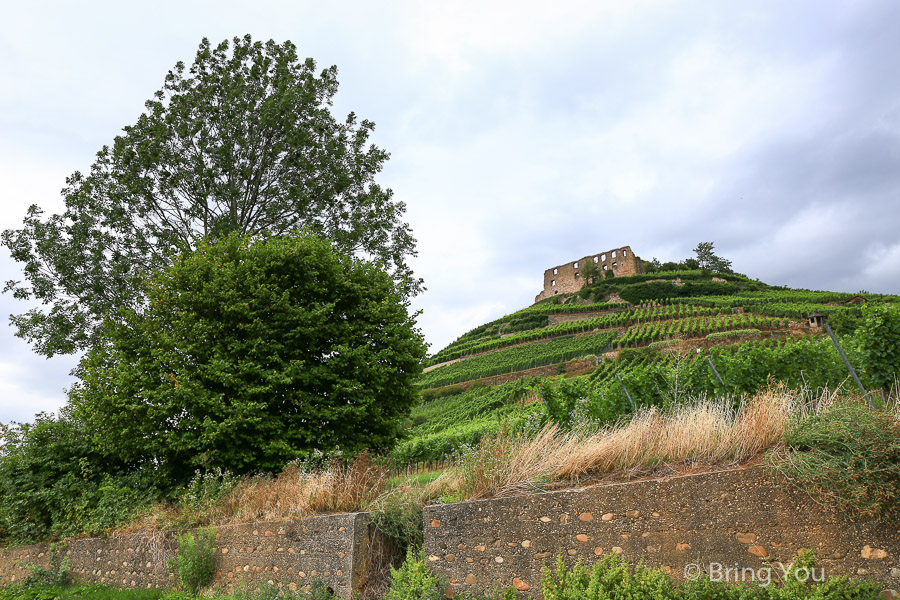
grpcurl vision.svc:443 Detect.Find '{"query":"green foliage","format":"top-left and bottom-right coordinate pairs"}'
top-left (174, 527), bottom-right (217, 593)
top-left (0, 409), bottom-right (153, 545)
top-left (2, 35), bottom-right (419, 358)
top-left (394, 381), bottom-right (544, 463)
top-left (694, 241), bottom-right (733, 273)
top-left (540, 551), bottom-right (881, 600)
top-left (541, 553), bottom-right (675, 600)
top-left (22, 545), bottom-right (70, 588)
top-left (705, 328), bottom-right (761, 341)
top-left (854, 303), bottom-right (900, 391)
top-left (0, 583), bottom-right (166, 600)
top-left (768, 401), bottom-right (900, 520)
top-left (371, 491), bottom-right (425, 555)
top-left (418, 332), bottom-right (614, 389)
top-left (580, 260), bottom-right (601, 285)
top-left (383, 549), bottom-right (444, 600)
top-left (70, 233), bottom-right (426, 486)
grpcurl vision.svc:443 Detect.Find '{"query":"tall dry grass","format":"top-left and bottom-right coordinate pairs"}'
top-left (220, 453), bottom-right (387, 522)
top-left (444, 388), bottom-right (815, 500)
top-left (120, 454), bottom-right (387, 533)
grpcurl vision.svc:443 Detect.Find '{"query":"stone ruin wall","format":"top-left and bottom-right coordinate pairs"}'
top-left (535, 246), bottom-right (641, 303)
top-left (424, 466), bottom-right (900, 599)
top-left (0, 513), bottom-right (386, 600)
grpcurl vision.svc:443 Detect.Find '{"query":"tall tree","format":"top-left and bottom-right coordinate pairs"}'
top-left (2, 35), bottom-right (420, 357)
top-left (70, 233), bottom-right (426, 486)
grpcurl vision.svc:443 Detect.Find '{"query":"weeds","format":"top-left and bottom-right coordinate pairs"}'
top-left (767, 398), bottom-right (900, 519)
top-left (173, 527), bottom-right (216, 593)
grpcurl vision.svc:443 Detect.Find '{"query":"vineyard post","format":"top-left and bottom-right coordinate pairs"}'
top-left (706, 356), bottom-right (727, 389)
top-left (616, 373), bottom-right (636, 411)
top-left (823, 322), bottom-right (873, 408)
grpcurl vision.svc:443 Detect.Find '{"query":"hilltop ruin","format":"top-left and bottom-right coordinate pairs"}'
top-left (535, 245), bottom-right (641, 302)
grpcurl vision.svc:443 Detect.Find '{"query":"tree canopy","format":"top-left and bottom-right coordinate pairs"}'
top-left (2, 35), bottom-right (419, 357)
top-left (69, 233), bottom-right (426, 486)
top-left (693, 241), bottom-right (733, 274)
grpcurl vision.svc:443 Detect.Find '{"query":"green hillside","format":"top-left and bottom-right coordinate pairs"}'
top-left (395, 269), bottom-right (897, 464)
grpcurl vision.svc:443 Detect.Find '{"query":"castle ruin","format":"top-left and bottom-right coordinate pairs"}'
top-left (535, 245), bottom-right (641, 302)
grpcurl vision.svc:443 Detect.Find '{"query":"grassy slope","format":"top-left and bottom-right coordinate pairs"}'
top-left (398, 270), bottom-right (897, 463)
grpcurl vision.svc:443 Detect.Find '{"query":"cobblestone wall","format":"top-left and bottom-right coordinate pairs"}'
top-left (0, 512), bottom-right (384, 599)
top-left (424, 467), bottom-right (900, 598)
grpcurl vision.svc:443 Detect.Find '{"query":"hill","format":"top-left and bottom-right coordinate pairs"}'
top-left (394, 268), bottom-right (897, 464)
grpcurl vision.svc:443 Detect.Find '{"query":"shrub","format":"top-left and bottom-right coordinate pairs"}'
top-left (855, 303), bottom-right (900, 392)
top-left (383, 549), bottom-right (444, 600)
top-left (21, 544), bottom-right (69, 588)
top-left (705, 328), bottom-right (761, 341)
top-left (767, 400), bottom-right (900, 519)
top-left (174, 527), bottom-right (217, 593)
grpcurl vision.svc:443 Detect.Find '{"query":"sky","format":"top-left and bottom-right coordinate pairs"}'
top-left (1, 0), bottom-right (899, 424)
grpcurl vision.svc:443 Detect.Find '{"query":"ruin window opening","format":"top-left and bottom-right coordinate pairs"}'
top-left (601, 254), bottom-right (606, 261)
top-left (594, 256), bottom-right (599, 262)
top-left (612, 251), bottom-right (617, 258)
top-left (551, 280), bottom-right (556, 286)
top-left (553, 268), bottom-right (558, 275)
top-left (574, 262), bottom-right (579, 268)
top-left (622, 249), bottom-right (627, 257)
top-left (612, 262), bottom-right (618, 268)
top-left (603, 265), bottom-right (608, 271)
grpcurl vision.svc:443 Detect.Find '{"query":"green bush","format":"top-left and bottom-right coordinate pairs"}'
top-left (174, 527), bottom-right (217, 593)
top-left (21, 545), bottom-right (69, 589)
top-left (855, 303), bottom-right (900, 392)
top-left (0, 408), bottom-right (155, 546)
top-left (383, 549), bottom-right (444, 600)
top-left (372, 492), bottom-right (425, 555)
top-left (541, 551), bottom-right (881, 600)
top-left (767, 401), bottom-right (900, 520)
top-left (705, 328), bottom-right (761, 341)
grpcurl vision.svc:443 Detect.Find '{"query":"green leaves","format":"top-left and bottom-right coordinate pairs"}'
top-left (2, 35), bottom-right (419, 357)
top-left (70, 233), bottom-right (426, 488)
top-left (854, 303), bottom-right (900, 392)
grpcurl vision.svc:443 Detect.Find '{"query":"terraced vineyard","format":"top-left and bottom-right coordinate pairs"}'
top-left (398, 270), bottom-right (899, 464)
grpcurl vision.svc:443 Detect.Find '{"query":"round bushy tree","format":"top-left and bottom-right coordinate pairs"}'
top-left (70, 233), bottom-right (426, 487)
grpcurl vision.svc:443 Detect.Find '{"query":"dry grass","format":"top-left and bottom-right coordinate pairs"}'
top-left (118, 388), bottom-right (856, 535)
top-left (120, 454), bottom-right (387, 533)
top-left (442, 388), bottom-right (815, 500)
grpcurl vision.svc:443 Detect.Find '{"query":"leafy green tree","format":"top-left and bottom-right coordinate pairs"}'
top-left (855, 303), bottom-right (900, 392)
top-left (692, 241), bottom-right (732, 273)
top-left (2, 35), bottom-right (419, 358)
top-left (580, 260), bottom-right (600, 285)
top-left (70, 233), bottom-right (426, 486)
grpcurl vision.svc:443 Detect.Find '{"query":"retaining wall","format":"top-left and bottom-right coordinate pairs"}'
top-left (0, 512), bottom-right (385, 599)
top-left (424, 467), bottom-right (900, 598)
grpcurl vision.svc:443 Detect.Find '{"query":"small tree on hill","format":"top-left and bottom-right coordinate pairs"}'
top-left (70, 233), bottom-right (426, 487)
top-left (693, 242), bottom-right (732, 273)
top-left (580, 260), bottom-right (601, 285)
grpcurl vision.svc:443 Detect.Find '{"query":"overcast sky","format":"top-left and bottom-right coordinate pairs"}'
top-left (2, 1), bottom-right (899, 424)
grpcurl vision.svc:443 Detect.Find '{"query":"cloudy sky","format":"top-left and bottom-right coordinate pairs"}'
top-left (1, 1), bottom-right (899, 424)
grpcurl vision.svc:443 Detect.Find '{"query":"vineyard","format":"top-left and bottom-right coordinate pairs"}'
top-left (400, 271), bottom-right (900, 464)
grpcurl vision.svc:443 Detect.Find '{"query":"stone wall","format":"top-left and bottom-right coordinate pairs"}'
top-left (424, 467), bottom-right (900, 598)
top-left (535, 246), bottom-right (641, 303)
top-left (0, 513), bottom-right (386, 599)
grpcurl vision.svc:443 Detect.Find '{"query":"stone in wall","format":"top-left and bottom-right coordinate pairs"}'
top-left (536, 246), bottom-right (641, 303)
top-left (424, 467), bottom-right (900, 598)
top-left (0, 512), bottom-right (385, 599)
